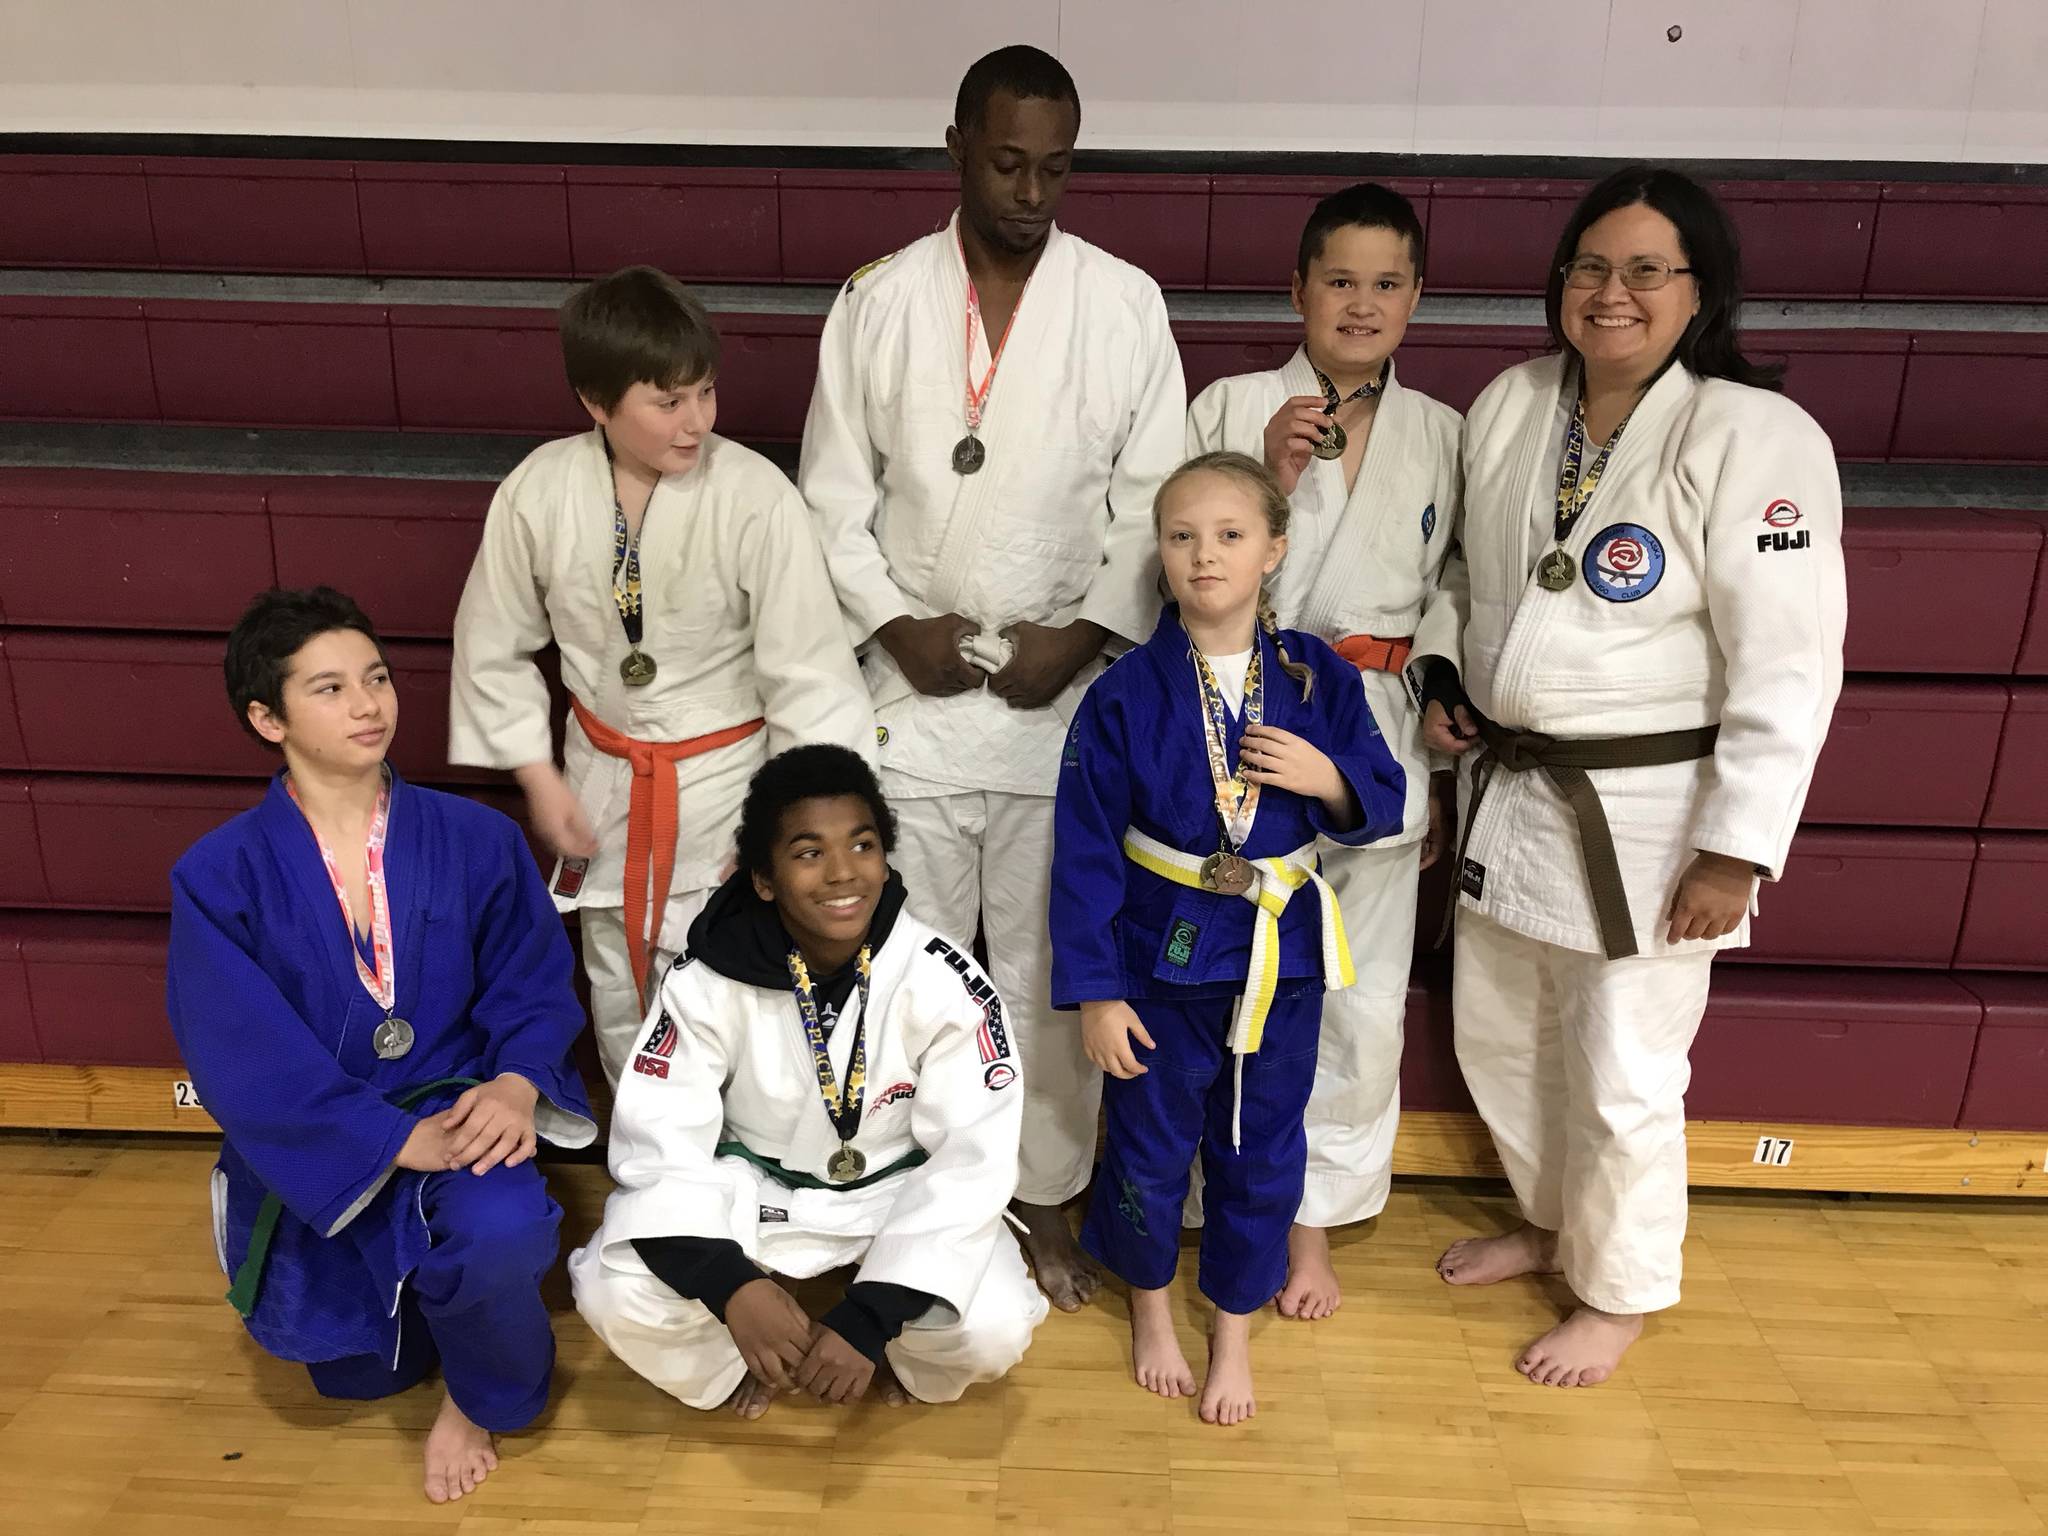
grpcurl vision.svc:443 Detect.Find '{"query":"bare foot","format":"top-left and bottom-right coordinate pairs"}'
top-left (422, 1392), bottom-right (497, 1504)
top-left (1436, 1222), bottom-right (1559, 1287)
top-left (872, 1362), bottom-right (911, 1407)
top-left (726, 1373), bottom-right (780, 1419)
top-left (1014, 1200), bottom-right (1100, 1313)
top-left (1277, 1223), bottom-right (1341, 1320)
top-left (1517, 1306), bottom-right (1643, 1388)
top-left (1129, 1285), bottom-right (1196, 1399)
top-left (1199, 1309), bottom-right (1256, 1426)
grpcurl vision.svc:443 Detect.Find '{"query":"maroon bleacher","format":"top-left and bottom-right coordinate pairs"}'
top-left (0, 635), bottom-right (24, 770)
top-left (29, 776), bottom-right (258, 911)
top-left (390, 306), bottom-right (587, 435)
top-left (0, 925), bottom-right (34, 1061)
top-left (1804, 679), bottom-right (2006, 828)
top-left (145, 155), bottom-right (364, 273)
top-left (1955, 835), bottom-right (2048, 971)
top-left (0, 154), bottom-right (2035, 305)
top-left (1892, 334), bottom-right (2048, 464)
top-left (1984, 685), bottom-right (2048, 829)
top-left (14, 913), bottom-right (178, 1065)
top-left (566, 166), bottom-right (781, 282)
top-left (4, 631), bottom-right (474, 783)
top-left (0, 775), bottom-right (46, 906)
top-left (147, 299), bottom-right (398, 429)
top-left (267, 477), bottom-right (490, 639)
top-left (0, 470), bottom-right (274, 631)
top-left (0, 297), bottom-right (157, 422)
top-left (1995, 509), bottom-right (2048, 676)
top-left (1842, 509), bottom-right (2040, 673)
top-left (1685, 968), bottom-right (1981, 1126)
top-left (1954, 974), bottom-right (2048, 1128)
top-left (357, 162), bottom-right (573, 279)
top-left (1398, 973), bottom-right (1470, 1114)
top-left (1738, 828), bottom-right (1976, 968)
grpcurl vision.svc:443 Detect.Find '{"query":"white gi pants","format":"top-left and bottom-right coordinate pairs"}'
top-left (1452, 909), bottom-right (1714, 1315)
top-left (890, 790), bottom-right (1093, 1206)
top-left (580, 899), bottom-right (707, 1090)
top-left (1298, 836), bottom-right (1417, 1228)
top-left (568, 1226), bottom-right (1047, 1408)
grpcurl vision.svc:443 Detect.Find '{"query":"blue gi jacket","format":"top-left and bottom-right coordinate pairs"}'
top-left (1051, 606), bottom-right (1406, 1007)
top-left (167, 772), bottom-right (594, 1364)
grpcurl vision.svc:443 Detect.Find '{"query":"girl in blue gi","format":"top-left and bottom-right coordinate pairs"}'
top-left (167, 588), bottom-right (596, 1503)
top-left (1052, 451), bottom-right (1406, 1424)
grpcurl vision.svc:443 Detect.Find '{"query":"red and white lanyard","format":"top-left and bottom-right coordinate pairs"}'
top-left (289, 772), bottom-right (396, 1013)
top-left (959, 232), bottom-right (1025, 434)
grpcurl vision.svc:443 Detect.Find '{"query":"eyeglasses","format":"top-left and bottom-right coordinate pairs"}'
top-left (1559, 256), bottom-right (1695, 291)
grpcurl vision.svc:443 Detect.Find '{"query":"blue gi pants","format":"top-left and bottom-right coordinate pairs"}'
top-left (306, 1160), bottom-right (562, 1432)
top-left (1083, 991), bottom-right (1322, 1315)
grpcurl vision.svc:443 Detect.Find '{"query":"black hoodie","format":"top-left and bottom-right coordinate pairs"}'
top-left (630, 868), bottom-right (936, 1365)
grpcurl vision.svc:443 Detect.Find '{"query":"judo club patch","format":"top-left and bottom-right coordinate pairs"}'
top-left (1757, 499), bottom-right (1809, 553)
top-left (1421, 502), bottom-right (1437, 542)
top-left (1582, 523), bottom-right (1665, 603)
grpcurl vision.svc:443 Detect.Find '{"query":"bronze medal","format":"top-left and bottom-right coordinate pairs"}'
top-left (620, 649), bottom-right (658, 687)
top-left (1310, 420), bottom-right (1347, 460)
top-left (1200, 851), bottom-right (1257, 896)
top-left (1537, 547), bottom-right (1578, 592)
top-left (951, 434), bottom-right (986, 475)
top-left (828, 1144), bottom-right (867, 1183)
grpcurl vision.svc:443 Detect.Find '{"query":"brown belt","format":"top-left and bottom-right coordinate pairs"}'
top-left (1443, 712), bottom-right (1719, 960)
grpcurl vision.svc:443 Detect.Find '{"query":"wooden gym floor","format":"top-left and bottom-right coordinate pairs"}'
top-left (3, 1134), bottom-right (2045, 1535)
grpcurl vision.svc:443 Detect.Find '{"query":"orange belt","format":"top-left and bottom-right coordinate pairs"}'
top-left (570, 697), bottom-right (765, 1003)
top-left (1333, 633), bottom-right (1414, 675)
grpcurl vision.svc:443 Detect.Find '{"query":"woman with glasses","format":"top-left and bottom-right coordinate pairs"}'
top-left (1406, 167), bottom-right (1846, 1388)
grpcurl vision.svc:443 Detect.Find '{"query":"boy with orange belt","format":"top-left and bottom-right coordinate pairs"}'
top-left (1185, 185), bottom-right (1463, 1317)
top-left (451, 267), bottom-right (873, 1085)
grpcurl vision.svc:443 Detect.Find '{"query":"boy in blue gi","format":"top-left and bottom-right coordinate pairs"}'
top-left (168, 587), bottom-right (596, 1503)
top-left (1051, 453), bottom-right (1405, 1423)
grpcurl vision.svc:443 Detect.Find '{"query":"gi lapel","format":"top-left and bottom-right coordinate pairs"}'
top-left (1296, 357), bottom-right (1415, 637)
top-left (922, 221), bottom-right (1072, 616)
top-left (256, 774), bottom-right (359, 1010)
top-left (380, 773), bottom-right (431, 1029)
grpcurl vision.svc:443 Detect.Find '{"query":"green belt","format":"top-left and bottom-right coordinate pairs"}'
top-left (714, 1139), bottom-right (927, 1193)
top-left (224, 1075), bottom-right (483, 1319)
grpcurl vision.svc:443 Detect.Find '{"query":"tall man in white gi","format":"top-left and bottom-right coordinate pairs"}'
top-left (798, 44), bottom-right (1186, 1309)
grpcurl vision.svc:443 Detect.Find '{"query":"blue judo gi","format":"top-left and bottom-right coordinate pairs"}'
top-left (1051, 608), bottom-right (1405, 1313)
top-left (167, 772), bottom-right (596, 1430)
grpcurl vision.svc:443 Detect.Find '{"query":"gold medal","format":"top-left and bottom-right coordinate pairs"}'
top-left (620, 649), bottom-right (658, 687)
top-left (1200, 852), bottom-right (1257, 896)
top-left (1309, 420), bottom-right (1346, 460)
top-left (828, 1144), bottom-right (867, 1183)
top-left (1536, 547), bottom-right (1578, 592)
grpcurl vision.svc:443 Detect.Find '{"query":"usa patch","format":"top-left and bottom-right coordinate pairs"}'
top-left (871, 1080), bottom-right (916, 1110)
top-left (983, 1061), bottom-right (1017, 1091)
top-left (642, 1012), bottom-right (679, 1060)
top-left (632, 1053), bottom-right (669, 1080)
top-left (1421, 502), bottom-right (1437, 542)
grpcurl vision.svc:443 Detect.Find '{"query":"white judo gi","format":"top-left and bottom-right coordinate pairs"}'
top-left (449, 430), bottom-right (874, 1085)
top-left (1430, 354), bottom-right (1844, 1312)
top-left (569, 908), bottom-right (1048, 1407)
top-left (798, 214), bottom-right (1186, 1205)
top-left (1187, 350), bottom-right (1463, 1225)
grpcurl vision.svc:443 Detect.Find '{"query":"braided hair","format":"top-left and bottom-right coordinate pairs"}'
top-left (1155, 450), bottom-right (1315, 702)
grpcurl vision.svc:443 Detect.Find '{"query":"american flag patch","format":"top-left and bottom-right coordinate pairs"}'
top-left (976, 998), bottom-right (1011, 1064)
top-left (643, 1012), bottom-right (679, 1060)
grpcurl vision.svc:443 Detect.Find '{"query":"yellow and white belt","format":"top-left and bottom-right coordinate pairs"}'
top-left (1121, 828), bottom-right (1354, 1145)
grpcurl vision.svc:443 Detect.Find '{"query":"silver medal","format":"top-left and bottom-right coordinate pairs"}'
top-left (373, 1016), bottom-right (415, 1060)
top-left (951, 434), bottom-right (986, 475)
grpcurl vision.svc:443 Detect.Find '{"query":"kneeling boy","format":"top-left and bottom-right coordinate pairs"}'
top-left (168, 587), bottom-right (596, 1504)
top-left (571, 745), bottom-right (1047, 1416)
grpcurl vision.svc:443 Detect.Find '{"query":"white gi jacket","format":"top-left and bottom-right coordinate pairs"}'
top-left (798, 213), bottom-right (1187, 797)
top-left (448, 430), bottom-right (874, 920)
top-left (1187, 349), bottom-right (1464, 842)
top-left (1427, 354), bottom-right (1845, 956)
top-left (595, 913), bottom-right (1024, 1320)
